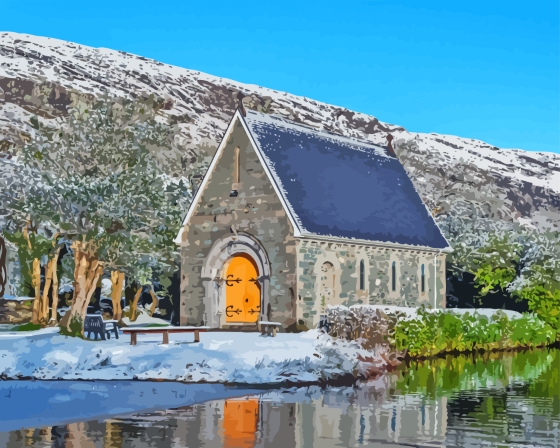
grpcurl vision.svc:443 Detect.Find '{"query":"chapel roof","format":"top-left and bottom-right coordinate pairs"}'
top-left (243, 109), bottom-right (450, 250)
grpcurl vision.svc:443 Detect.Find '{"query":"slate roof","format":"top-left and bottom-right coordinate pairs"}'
top-left (243, 110), bottom-right (450, 250)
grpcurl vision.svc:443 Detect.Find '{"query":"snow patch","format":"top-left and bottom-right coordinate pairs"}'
top-left (0, 330), bottom-right (370, 384)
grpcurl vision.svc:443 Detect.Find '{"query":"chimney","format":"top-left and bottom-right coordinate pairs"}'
top-left (237, 92), bottom-right (247, 117)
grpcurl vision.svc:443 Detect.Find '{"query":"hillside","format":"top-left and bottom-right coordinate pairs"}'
top-left (1, 32), bottom-right (558, 233)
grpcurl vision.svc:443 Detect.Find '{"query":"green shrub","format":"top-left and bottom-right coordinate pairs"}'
top-left (15, 322), bottom-right (41, 332)
top-left (508, 315), bottom-right (556, 347)
top-left (59, 317), bottom-right (84, 338)
top-left (325, 305), bottom-right (557, 359)
top-left (395, 309), bottom-right (557, 357)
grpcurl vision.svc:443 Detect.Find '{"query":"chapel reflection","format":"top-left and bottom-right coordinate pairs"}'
top-left (290, 387), bottom-right (448, 448)
top-left (3, 387), bottom-right (450, 448)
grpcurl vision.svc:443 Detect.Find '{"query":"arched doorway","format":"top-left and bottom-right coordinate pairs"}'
top-left (201, 233), bottom-right (270, 328)
top-left (224, 254), bottom-right (261, 323)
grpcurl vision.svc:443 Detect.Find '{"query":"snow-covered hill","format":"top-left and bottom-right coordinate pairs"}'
top-left (1, 32), bottom-right (558, 231)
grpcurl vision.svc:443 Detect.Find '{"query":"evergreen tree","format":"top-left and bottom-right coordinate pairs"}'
top-left (20, 95), bottom-right (189, 335)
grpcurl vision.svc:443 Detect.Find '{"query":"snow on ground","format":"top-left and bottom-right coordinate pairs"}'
top-left (0, 329), bottom-right (369, 385)
top-left (120, 312), bottom-right (170, 327)
top-left (0, 327), bottom-right (60, 339)
top-left (0, 295), bottom-right (34, 302)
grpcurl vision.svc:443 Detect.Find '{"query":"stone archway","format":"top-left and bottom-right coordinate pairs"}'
top-left (201, 233), bottom-right (270, 328)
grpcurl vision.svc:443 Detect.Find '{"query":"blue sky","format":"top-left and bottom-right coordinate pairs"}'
top-left (3, 1), bottom-right (559, 153)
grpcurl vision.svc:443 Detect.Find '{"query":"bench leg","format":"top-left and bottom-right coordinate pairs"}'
top-left (131, 333), bottom-right (137, 346)
top-left (261, 325), bottom-right (266, 336)
top-left (272, 327), bottom-right (277, 337)
top-left (162, 331), bottom-right (169, 344)
top-left (194, 330), bottom-right (200, 343)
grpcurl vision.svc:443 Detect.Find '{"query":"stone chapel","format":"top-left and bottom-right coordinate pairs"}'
top-left (175, 108), bottom-right (451, 331)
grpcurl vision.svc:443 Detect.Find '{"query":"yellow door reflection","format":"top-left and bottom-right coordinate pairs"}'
top-left (223, 398), bottom-right (259, 447)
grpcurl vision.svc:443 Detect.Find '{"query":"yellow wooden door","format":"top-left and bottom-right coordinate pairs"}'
top-left (225, 255), bottom-right (260, 323)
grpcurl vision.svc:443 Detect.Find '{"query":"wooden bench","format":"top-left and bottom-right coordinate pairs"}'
top-left (121, 326), bottom-right (210, 345)
top-left (258, 321), bottom-right (282, 337)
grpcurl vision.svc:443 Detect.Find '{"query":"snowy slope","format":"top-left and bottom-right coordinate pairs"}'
top-left (0, 32), bottom-right (558, 231)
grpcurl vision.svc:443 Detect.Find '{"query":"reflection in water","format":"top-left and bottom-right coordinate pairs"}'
top-left (1, 349), bottom-right (558, 448)
top-left (224, 399), bottom-right (259, 447)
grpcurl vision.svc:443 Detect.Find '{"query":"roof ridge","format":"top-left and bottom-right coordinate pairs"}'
top-left (245, 109), bottom-right (392, 155)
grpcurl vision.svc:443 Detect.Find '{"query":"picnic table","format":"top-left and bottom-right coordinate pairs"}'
top-left (84, 315), bottom-right (119, 340)
top-left (121, 326), bottom-right (211, 345)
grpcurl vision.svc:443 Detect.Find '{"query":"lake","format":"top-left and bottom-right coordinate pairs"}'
top-left (0, 348), bottom-right (557, 448)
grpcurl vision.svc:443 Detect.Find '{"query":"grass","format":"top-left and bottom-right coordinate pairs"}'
top-left (15, 322), bottom-right (42, 332)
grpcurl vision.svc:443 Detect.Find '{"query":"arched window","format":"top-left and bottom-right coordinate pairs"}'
top-left (359, 260), bottom-right (365, 290)
top-left (391, 261), bottom-right (396, 291)
top-left (421, 264), bottom-right (425, 293)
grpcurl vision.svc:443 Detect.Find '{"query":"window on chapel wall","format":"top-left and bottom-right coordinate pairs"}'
top-left (421, 264), bottom-right (425, 293)
top-left (391, 261), bottom-right (396, 291)
top-left (359, 260), bottom-right (365, 290)
top-left (319, 262), bottom-right (336, 308)
top-left (234, 146), bottom-right (240, 183)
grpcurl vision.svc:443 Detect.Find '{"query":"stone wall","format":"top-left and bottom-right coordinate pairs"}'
top-left (0, 298), bottom-right (33, 324)
top-left (179, 118), bottom-right (298, 328)
top-left (296, 239), bottom-right (446, 328)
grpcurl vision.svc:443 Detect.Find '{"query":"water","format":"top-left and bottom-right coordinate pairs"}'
top-left (0, 349), bottom-right (558, 448)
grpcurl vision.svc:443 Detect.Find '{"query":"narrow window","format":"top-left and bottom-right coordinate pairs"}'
top-left (230, 146), bottom-right (241, 197)
top-left (421, 264), bottom-right (425, 293)
top-left (359, 260), bottom-right (365, 290)
top-left (234, 146), bottom-right (240, 183)
top-left (320, 262), bottom-right (335, 308)
top-left (391, 261), bottom-right (396, 291)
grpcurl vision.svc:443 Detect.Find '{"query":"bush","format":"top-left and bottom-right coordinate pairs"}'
top-left (324, 305), bottom-right (558, 359)
top-left (325, 305), bottom-right (405, 352)
top-left (395, 309), bottom-right (557, 357)
top-left (15, 322), bottom-right (41, 332)
top-left (59, 317), bottom-right (84, 338)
